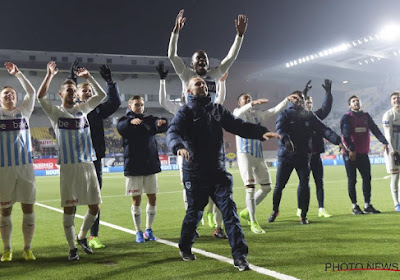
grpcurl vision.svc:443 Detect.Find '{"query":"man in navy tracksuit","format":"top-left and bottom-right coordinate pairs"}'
top-left (166, 76), bottom-right (278, 271)
top-left (268, 90), bottom-right (342, 225)
top-left (300, 80), bottom-right (334, 218)
top-left (70, 63), bottom-right (121, 248)
top-left (340, 95), bottom-right (388, 215)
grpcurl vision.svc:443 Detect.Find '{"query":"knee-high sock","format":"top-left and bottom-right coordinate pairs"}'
top-left (391, 174), bottom-right (400, 206)
top-left (78, 211), bottom-right (97, 240)
top-left (213, 205), bottom-right (223, 228)
top-left (246, 188), bottom-right (256, 222)
top-left (22, 213), bottom-right (35, 250)
top-left (146, 204), bottom-right (156, 229)
top-left (0, 215), bottom-right (12, 250)
top-left (131, 205), bottom-right (142, 232)
top-left (63, 214), bottom-right (75, 250)
top-left (255, 184), bottom-right (271, 205)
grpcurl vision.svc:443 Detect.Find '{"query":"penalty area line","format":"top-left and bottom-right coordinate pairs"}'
top-left (35, 202), bottom-right (300, 280)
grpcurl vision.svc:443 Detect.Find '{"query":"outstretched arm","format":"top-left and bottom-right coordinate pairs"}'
top-left (314, 79), bottom-right (333, 120)
top-left (214, 72), bottom-right (228, 105)
top-left (38, 61), bottom-right (58, 99)
top-left (168, 10), bottom-right (188, 76)
top-left (367, 113), bottom-right (389, 154)
top-left (97, 65), bottom-right (121, 118)
top-left (5, 62), bottom-right (36, 116)
top-left (209, 14), bottom-right (248, 79)
top-left (157, 63), bottom-right (180, 114)
top-left (77, 68), bottom-right (106, 113)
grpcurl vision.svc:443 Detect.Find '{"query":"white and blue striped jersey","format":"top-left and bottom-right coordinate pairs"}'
top-left (383, 108), bottom-right (400, 152)
top-left (233, 98), bottom-right (289, 158)
top-left (38, 76), bottom-right (106, 165)
top-left (0, 72), bottom-right (36, 167)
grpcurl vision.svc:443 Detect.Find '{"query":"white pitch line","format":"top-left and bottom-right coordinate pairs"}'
top-left (35, 202), bottom-right (300, 280)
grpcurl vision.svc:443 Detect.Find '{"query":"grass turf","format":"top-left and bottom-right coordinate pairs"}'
top-left (1, 165), bottom-right (399, 279)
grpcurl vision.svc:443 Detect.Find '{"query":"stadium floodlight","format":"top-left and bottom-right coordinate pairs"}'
top-left (380, 23), bottom-right (400, 41)
top-left (286, 63), bottom-right (290, 68)
top-left (343, 81), bottom-right (349, 84)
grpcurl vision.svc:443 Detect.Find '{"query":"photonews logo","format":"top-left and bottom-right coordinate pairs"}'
top-left (325, 262), bottom-right (400, 272)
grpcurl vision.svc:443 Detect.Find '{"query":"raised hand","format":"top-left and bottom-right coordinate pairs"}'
top-left (322, 79), bottom-right (332, 94)
top-left (263, 132), bottom-right (281, 140)
top-left (251, 98), bottom-right (269, 106)
top-left (100, 64), bottom-right (113, 83)
top-left (303, 80), bottom-right (312, 96)
top-left (47, 61), bottom-right (58, 76)
top-left (235, 14), bottom-right (248, 37)
top-left (4, 62), bottom-right (19, 75)
top-left (77, 67), bottom-right (90, 79)
top-left (173, 9), bottom-right (186, 34)
top-left (156, 63), bottom-right (168, 80)
top-left (68, 59), bottom-right (79, 80)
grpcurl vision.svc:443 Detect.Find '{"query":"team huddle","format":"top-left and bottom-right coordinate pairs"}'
top-left (0, 9), bottom-right (397, 272)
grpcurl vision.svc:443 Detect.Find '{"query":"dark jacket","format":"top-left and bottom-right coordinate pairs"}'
top-left (166, 94), bottom-right (269, 177)
top-left (117, 111), bottom-right (168, 176)
top-left (311, 91), bottom-right (332, 154)
top-left (277, 102), bottom-right (341, 161)
top-left (88, 82), bottom-right (121, 159)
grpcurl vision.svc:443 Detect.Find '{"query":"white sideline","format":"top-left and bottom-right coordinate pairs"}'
top-left (35, 202), bottom-right (300, 280)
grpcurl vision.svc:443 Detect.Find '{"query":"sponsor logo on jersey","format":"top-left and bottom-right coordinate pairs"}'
top-left (0, 118), bottom-right (29, 131)
top-left (58, 117), bottom-right (89, 130)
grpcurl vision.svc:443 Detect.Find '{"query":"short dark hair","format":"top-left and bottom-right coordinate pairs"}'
top-left (128, 95), bottom-right (144, 103)
top-left (348, 95), bottom-right (359, 105)
top-left (291, 90), bottom-right (303, 97)
top-left (237, 93), bottom-right (250, 101)
top-left (390, 91), bottom-right (400, 98)
top-left (305, 96), bottom-right (312, 101)
top-left (59, 79), bottom-right (76, 92)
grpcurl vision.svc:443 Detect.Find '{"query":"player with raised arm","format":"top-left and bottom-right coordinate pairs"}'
top-left (69, 61), bottom-right (121, 249)
top-left (234, 92), bottom-right (296, 233)
top-left (0, 62), bottom-right (36, 261)
top-left (37, 61), bottom-right (106, 261)
top-left (168, 9), bottom-right (247, 101)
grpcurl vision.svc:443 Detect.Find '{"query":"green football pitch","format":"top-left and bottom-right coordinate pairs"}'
top-left (1, 165), bottom-right (399, 280)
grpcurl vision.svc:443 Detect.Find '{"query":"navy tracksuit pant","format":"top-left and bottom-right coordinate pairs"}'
top-left (273, 155), bottom-right (311, 218)
top-left (343, 153), bottom-right (371, 204)
top-left (180, 171), bottom-right (248, 260)
top-left (90, 158), bottom-right (102, 237)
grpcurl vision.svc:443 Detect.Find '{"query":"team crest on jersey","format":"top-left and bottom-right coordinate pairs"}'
top-left (185, 181), bottom-right (192, 190)
top-left (75, 111), bottom-right (83, 117)
top-left (383, 120), bottom-right (389, 124)
top-left (15, 114), bottom-right (22, 118)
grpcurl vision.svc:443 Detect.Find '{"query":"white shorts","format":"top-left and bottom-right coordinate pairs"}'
top-left (60, 162), bottom-right (102, 207)
top-left (0, 164), bottom-right (36, 209)
top-left (125, 174), bottom-right (158, 196)
top-left (384, 152), bottom-right (400, 174)
top-left (237, 153), bottom-right (271, 186)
